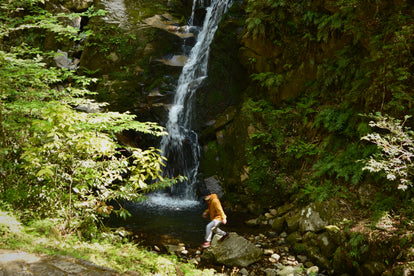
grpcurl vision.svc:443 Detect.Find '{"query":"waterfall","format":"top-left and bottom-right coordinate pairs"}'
top-left (156, 0), bottom-right (233, 205)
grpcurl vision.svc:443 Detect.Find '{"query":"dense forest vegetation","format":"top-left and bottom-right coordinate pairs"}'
top-left (231, 0), bottom-right (414, 217)
top-left (0, 0), bottom-right (193, 242)
top-left (237, 0), bottom-right (414, 203)
top-left (199, 0), bottom-right (414, 273)
top-left (1, 0), bottom-right (414, 274)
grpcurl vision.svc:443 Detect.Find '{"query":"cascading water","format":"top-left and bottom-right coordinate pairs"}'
top-left (109, 0), bottom-right (237, 245)
top-left (153, 0), bottom-right (233, 205)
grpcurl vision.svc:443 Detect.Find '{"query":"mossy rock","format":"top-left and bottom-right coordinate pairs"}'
top-left (305, 246), bottom-right (331, 270)
top-left (285, 212), bottom-right (300, 234)
top-left (271, 216), bottom-right (285, 234)
top-left (286, 231), bottom-right (302, 244)
top-left (332, 247), bottom-right (355, 274)
top-left (314, 232), bottom-right (337, 258)
top-left (292, 242), bottom-right (307, 254)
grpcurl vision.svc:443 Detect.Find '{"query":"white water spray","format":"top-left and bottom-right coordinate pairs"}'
top-left (159, 0), bottom-right (233, 204)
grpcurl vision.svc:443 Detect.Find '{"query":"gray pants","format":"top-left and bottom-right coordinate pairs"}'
top-left (205, 219), bottom-right (226, 242)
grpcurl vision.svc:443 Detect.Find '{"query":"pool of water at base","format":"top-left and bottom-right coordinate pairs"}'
top-left (106, 196), bottom-right (259, 248)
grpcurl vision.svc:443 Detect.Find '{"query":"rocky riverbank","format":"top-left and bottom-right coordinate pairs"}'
top-left (148, 200), bottom-right (414, 276)
top-left (149, 228), bottom-right (330, 276)
top-left (202, 231), bottom-right (327, 276)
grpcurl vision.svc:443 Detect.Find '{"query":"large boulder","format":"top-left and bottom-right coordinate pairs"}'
top-left (201, 232), bottom-right (263, 267)
top-left (298, 204), bottom-right (327, 233)
top-left (298, 200), bottom-right (338, 233)
top-left (54, 50), bottom-right (79, 70)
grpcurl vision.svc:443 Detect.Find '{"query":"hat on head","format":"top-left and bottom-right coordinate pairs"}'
top-left (201, 188), bottom-right (211, 198)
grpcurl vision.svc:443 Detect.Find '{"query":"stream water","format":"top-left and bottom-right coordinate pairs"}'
top-left (108, 200), bottom-right (206, 246)
top-left (108, 200), bottom-right (256, 247)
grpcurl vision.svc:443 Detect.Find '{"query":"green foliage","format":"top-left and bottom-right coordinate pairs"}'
top-left (242, 99), bottom-right (286, 197)
top-left (241, 0), bottom-right (414, 213)
top-left (244, 0), bottom-right (414, 112)
top-left (243, 0), bottom-right (307, 40)
top-left (314, 9), bottom-right (352, 43)
top-left (0, 1), bottom-right (103, 43)
top-left (313, 106), bottom-right (352, 133)
top-left (361, 113), bottom-right (414, 191)
top-left (285, 139), bottom-right (318, 159)
top-left (316, 46), bottom-right (367, 100)
top-left (84, 24), bottom-right (137, 59)
top-left (241, 97), bottom-right (379, 206)
top-left (312, 140), bottom-right (373, 185)
top-left (346, 232), bottom-right (368, 263)
top-left (371, 198), bottom-right (397, 223)
top-left (366, 15), bottom-right (414, 112)
top-left (238, 7), bottom-right (414, 271)
top-left (300, 180), bottom-right (347, 202)
top-left (241, 98), bottom-right (322, 202)
top-left (251, 72), bottom-right (284, 90)
top-left (0, 0), bottom-right (181, 235)
top-left (307, 105), bottom-right (377, 186)
top-left (245, 17), bottom-right (265, 38)
top-left (17, 101), bottom-right (174, 229)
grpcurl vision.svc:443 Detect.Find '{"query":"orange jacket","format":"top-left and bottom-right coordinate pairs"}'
top-left (205, 194), bottom-right (227, 221)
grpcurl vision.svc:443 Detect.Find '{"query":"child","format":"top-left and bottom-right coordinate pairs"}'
top-left (201, 193), bottom-right (229, 248)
